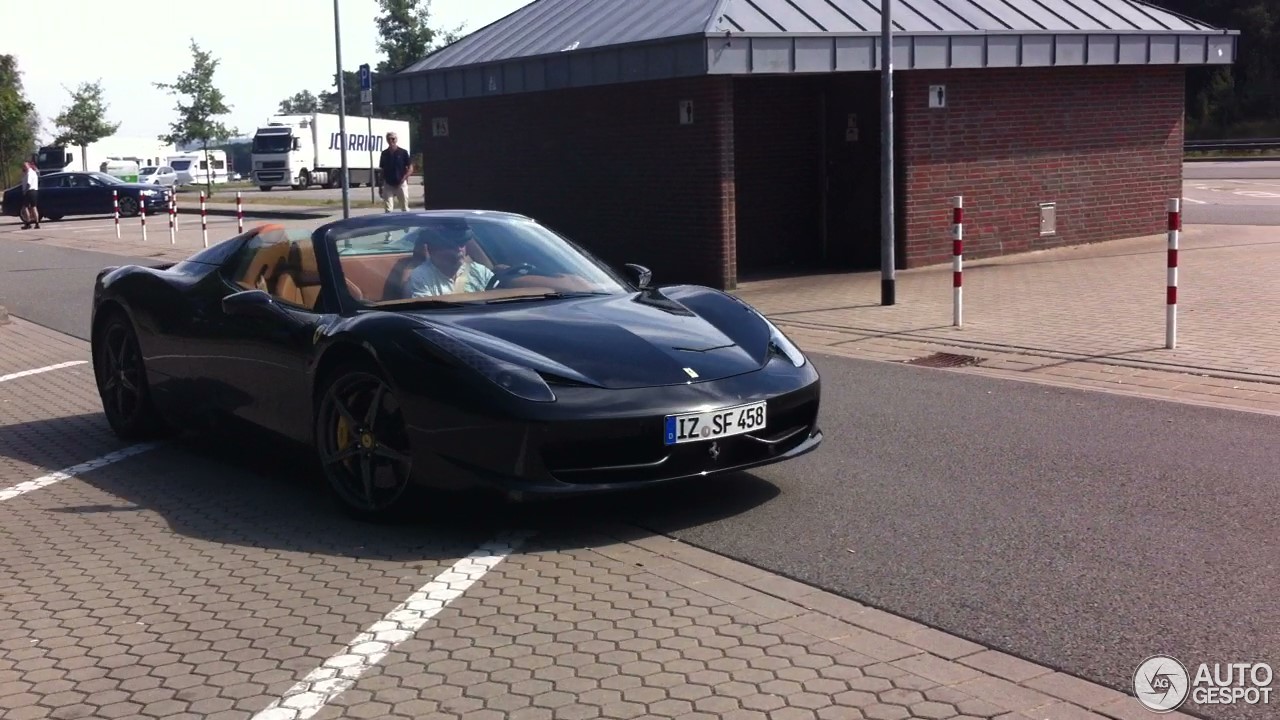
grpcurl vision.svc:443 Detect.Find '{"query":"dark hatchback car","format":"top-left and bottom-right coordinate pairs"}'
top-left (2, 171), bottom-right (172, 221)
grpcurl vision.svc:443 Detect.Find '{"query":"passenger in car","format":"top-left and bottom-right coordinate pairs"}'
top-left (405, 226), bottom-right (495, 296)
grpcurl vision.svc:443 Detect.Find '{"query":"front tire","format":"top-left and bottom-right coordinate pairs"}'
top-left (315, 367), bottom-right (415, 521)
top-left (93, 312), bottom-right (162, 441)
top-left (117, 195), bottom-right (139, 217)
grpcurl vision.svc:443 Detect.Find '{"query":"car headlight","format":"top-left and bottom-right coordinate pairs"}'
top-left (768, 323), bottom-right (806, 367)
top-left (729, 295), bottom-right (807, 368)
top-left (414, 327), bottom-right (556, 403)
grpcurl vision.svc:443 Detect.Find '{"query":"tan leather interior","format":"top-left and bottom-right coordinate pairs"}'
top-left (274, 242), bottom-right (366, 309)
top-left (237, 232), bottom-right (292, 293)
top-left (233, 224), bottom-right (602, 309)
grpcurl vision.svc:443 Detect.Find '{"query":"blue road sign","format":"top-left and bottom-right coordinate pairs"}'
top-left (358, 63), bottom-right (371, 91)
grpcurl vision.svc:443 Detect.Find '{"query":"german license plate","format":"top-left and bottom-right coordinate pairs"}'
top-left (664, 401), bottom-right (767, 445)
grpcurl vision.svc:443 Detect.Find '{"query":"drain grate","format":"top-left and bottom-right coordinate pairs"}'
top-left (904, 352), bottom-right (983, 368)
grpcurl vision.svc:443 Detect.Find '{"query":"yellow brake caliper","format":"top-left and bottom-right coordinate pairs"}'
top-left (337, 414), bottom-right (353, 469)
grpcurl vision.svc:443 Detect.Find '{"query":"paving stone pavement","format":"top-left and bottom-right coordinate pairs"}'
top-left (0, 316), bottom-right (1209, 720)
top-left (736, 225), bottom-right (1280, 416)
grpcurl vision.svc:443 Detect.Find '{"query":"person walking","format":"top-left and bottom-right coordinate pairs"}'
top-left (378, 132), bottom-right (413, 212)
top-left (20, 161), bottom-right (40, 229)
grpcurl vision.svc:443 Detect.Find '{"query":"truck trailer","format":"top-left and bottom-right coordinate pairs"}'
top-left (249, 113), bottom-right (410, 190)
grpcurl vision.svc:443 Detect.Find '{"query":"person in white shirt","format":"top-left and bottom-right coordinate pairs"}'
top-left (405, 226), bottom-right (494, 297)
top-left (20, 161), bottom-right (40, 230)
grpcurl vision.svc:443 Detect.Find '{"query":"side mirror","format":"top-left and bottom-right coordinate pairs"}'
top-left (222, 289), bottom-right (279, 318)
top-left (624, 263), bottom-right (652, 290)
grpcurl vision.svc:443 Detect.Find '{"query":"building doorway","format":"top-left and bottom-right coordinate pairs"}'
top-left (731, 72), bottom-right (903, 283)
top-left (820, 72), bottom-right (903, 271)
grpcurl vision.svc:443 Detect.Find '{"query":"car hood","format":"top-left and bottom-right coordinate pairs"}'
top-left (410, 289), bottom-right (774, 390)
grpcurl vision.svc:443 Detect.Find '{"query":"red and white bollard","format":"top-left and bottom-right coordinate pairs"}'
top-left (140, 202), bottom-right (147, 242)
top-left (200, 192), bottom-right (208, 248)
top-left (951, 196), bottom-right (964, 328)
top-left (168, 194), bottom-right (176, 245)
top-left (113, 190), bottom-right (120, 239)
top-left (171, 193), bottom-right (179, 230)
top-left (236, 191), bottom-right (244, 233)
top-left (1166, 198), bottom-right (1180, 349)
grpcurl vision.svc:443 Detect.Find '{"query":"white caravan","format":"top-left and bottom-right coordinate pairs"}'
top-left (35, 136), bottom-right (176, 175)
top-left (249, 112), bottom-right (410, 190)
top-left (168, 150), bottom-right (230, 186)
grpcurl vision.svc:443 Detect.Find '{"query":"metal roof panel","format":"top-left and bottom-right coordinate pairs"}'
top-left (398, 0), bottom-right (1232, 76)
top-left (900, 0), bottom-right (982, 32)
top-left (943, 0), bottom-right (1018, 31)
top-left (405, 0), bottom-right (718, 72)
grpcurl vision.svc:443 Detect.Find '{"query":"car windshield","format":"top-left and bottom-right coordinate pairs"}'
top-left (140, 167), bottom-right (157, 175)
top-left (90, 172), bottom-right (124, 185)
top-left (325, 215), bottom-right (632, 308)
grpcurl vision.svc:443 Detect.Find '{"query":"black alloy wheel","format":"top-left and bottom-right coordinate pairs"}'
top-left (94, 314), bottom-right (160, 440)
top-left (118, 195), bottom-right (140, 217)
top-left (316, 369), bottom-right (415, 519)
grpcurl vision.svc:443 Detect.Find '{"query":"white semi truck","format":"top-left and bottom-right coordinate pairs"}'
top-left (249, 112), bottom-right (411, 190)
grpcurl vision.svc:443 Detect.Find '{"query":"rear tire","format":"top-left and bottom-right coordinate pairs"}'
top-left (314, 366), bottom-right (415, 521)
top-left (93, 312), bottom-right (163, 441)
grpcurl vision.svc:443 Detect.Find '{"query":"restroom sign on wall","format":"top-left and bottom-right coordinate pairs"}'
top-left (679, 100), bottom-right (694, 125)
top-left (929, 85), bottom-right (947, 109)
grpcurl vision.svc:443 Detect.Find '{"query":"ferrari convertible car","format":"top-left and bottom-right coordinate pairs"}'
top-left (90, 210), bottom-right (822, 518)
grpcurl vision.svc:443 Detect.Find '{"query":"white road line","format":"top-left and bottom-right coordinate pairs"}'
top-left (251, 531), bottom-right (532, 720)
top-left (0, 361), bottom-right (89, 384)
top-left (1182, 197), bottom-right (1209, 205)
top-left (0, 443), bottom-right (163, 503)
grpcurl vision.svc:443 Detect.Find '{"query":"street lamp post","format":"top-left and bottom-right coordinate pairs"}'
top-left (333, 0), bottom-right (351, 218)
top-left (880, 0), bottom-right (896, 306)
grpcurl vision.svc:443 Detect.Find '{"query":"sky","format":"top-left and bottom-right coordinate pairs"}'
top-left (0, 0), bottom-right (534, 145)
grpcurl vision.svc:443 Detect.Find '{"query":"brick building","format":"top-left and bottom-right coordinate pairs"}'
top-left (375, 0), bottom-right (1237, 290)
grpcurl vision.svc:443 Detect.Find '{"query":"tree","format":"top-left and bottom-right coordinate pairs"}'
top-left (278, 90), bottom-right (321, 114)
top-left (273, 2), bottom-right (461, 128)
top-left (371, 0), bottom-right (466, 153)
top-left (373, 0), bottom-right (465, 75)
top-left (0, 55), bottom-right (40, 187)
top-left (317, 71), bottom-right (363, 115)
top-left (154, 40), bottom-right (237, 195)
top-left (1146, 0), bottom-right (1279, 136)
top-left (52, 80), bottom-right (121, 170)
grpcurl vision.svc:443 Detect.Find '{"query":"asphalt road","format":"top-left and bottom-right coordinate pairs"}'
top-left (1, 239), bottom-right (1276, 720)
top-left (1183, 185), bottom-right (1280, 226)
top-left (0, 238), bottom-right (154, 340)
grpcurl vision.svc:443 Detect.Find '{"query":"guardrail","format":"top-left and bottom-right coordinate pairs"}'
top-left (1185, 137), bottom-right (1280, 152)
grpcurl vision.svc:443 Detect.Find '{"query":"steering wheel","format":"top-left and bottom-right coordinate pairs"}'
top-left (486, 263), bottom-right (537, 289)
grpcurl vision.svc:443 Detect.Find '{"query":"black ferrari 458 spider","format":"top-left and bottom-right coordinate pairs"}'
top-left (90, 210), bottom-right (823, 518)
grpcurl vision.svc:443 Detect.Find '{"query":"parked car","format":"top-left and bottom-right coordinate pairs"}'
top-left (139, 166), bottom-right (179, 187)
top-left (88, 211), bottom-right (824, 519)
top-left (2, 171), bottom-right (172, 221)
